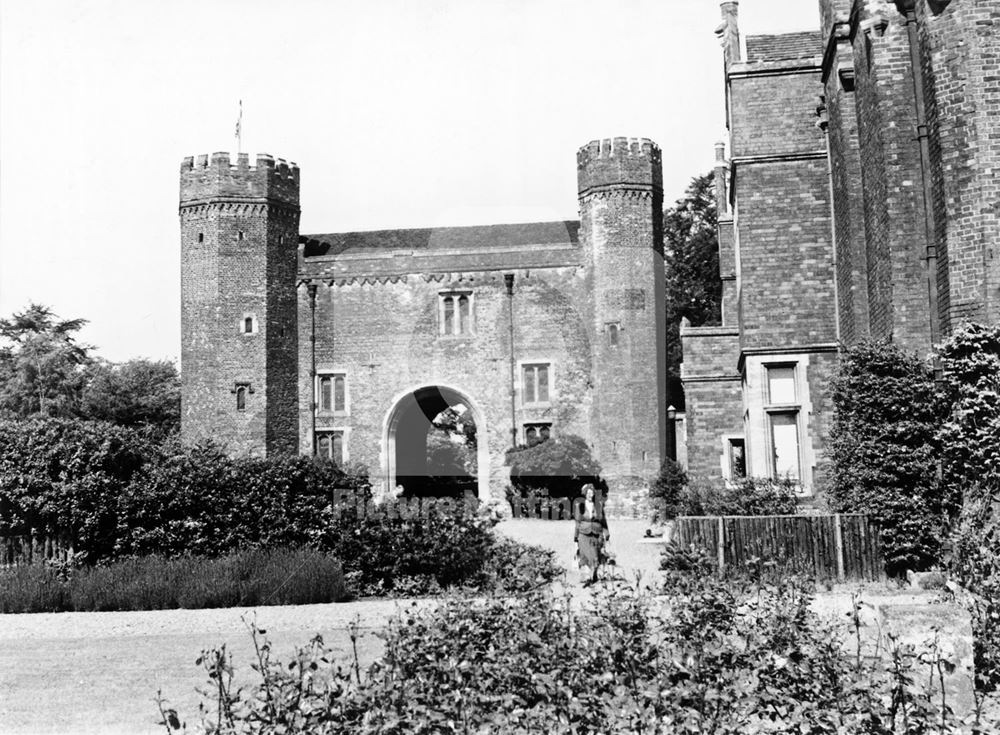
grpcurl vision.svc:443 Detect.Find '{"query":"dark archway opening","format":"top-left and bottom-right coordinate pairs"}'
top-left (393, 386), bottom-right (478, 498)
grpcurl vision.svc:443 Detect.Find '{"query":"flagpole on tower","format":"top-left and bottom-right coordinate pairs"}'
top-left (235, 99), bottom-right (243, 154)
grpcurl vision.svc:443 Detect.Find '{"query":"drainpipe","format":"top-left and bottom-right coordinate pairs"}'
top-left (307, 282), bottom-right (318, 455)
top-left (504, 273), bottom-right (517, 449)
top-left (894, 0), bottom-right (941, 351)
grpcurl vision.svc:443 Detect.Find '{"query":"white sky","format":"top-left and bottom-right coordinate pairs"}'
top-left (0, 0), bottom-right (820, 363)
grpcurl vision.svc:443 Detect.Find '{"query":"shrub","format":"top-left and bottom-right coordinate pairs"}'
top-left (649, 458), bottom-right (687, 519)
top-left (829, 340), bottom-right (946, 575)
top-left (170, 574), bottom-right (979, 734)
top-left (939, 323), bottom-right (1000, 694)
top-left (115, 443), bottom-right (368, 558)
top-left (477, 536), bottom-right (563, 594)
top-left (680, 476), bottom-right (798, 516)
top-left (505, 434), bottom-right (604, 499)
top-left (0, 547), bottom-right (348, 613)
top-left (0, 418), bottom-right (158, 562)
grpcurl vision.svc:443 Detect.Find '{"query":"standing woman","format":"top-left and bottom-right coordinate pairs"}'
top-left (574, 483), bottom-right (610, 586)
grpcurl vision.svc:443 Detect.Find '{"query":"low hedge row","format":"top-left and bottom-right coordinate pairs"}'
top-left (0, 547), bottom-right (348, 613)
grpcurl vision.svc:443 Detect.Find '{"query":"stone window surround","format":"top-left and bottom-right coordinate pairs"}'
top-left (517, 358), bottom-right (555, 407)
top-left (240, 312), bottom-right (258, 335)
top-left (720, 434), bottom-right (746, 484)
top-left (231, 381), bottom-right (254, 412)
top-left (606, 321), bottom-right (622, 347)
top-left (438, 290), bottom-right (475, 337)
top-left (761, 360), bottom-right (804, 490)
top-left (523, 421), bottom-right (553, 446)
top-left (315, 427), bottom-right (349, 464)
top-left (316, 368), bottom-right (349, 415)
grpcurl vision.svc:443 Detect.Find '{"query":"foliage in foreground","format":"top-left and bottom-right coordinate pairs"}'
top-left (163, 573), bottom-right (993, 734)
top-left (0, 547), bottom-right (348, 613)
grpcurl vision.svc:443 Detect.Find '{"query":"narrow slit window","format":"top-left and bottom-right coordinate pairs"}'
top-left (244, 316), bottom-right (254, 333)
top-left (320, 377), bottom-right (332, 411)
top-left (769, 412), bottom-right (800, 481)
top-left (236, 386), bottom-right (247, 411)
top-left (443, 296), bottom-right (454, 335)
top-left (458, 295), bottom-right (470, 334)
top-left (318, 374), bottom-right (347, 412)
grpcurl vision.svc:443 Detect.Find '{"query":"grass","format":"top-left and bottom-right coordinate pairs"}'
top-left (0, 547), bottom-right (348, 613)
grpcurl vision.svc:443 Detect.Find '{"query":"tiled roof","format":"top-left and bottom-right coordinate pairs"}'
top-left (745, 32), bottom-right (822, 63)
top-left (301, 220), bottom-right (580, 258)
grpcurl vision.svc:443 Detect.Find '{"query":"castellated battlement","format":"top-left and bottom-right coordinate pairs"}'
top-left (179, 152), bottom-right (299, 207)
top-left (576, 137), bottom-right (662, 196)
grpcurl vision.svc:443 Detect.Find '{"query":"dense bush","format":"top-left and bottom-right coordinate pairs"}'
top-left (677, 476), bottom-right (798, 517)
top-left (649, 458), bottom-right (687, 519)
top-left (166, 573), bottom-right (987, 734)
top-left (0, 418), bottom-right (158, 561)
top-left (0, 548), bottom-right (348, 613)
top-left (939, 323), bottom-right (1000, 694)
top-left (319, 497), bottom-right (561, 596)
top-left (506, 434), bottom-right (604, 499)
top-left (115, 443), bottom-right (368, 558)
top-left (829, 340), bottom-right (946, 575)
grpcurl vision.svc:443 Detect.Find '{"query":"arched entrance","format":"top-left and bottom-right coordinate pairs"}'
top-left (383, 385), bottom-right (489, 499)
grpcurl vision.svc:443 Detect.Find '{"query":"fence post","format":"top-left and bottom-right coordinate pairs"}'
top-left (834, 513), bottom-right (845, 582)
top-left (717, 516), bottom-right (725, 570)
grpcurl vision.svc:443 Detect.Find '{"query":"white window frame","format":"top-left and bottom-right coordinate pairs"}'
top-left (438, 291), bottom-right (475, 336)
top-left (762, 362), bottom-right (802, 483)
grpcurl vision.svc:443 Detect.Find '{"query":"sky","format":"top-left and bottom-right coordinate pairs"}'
top-left (0, 0), bottom-right (822, 363)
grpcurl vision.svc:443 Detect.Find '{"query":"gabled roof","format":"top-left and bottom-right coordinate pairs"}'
top-left (300, 220), bottom-right (580, 258)
top-left (745, 31), bottom-right (822, 63)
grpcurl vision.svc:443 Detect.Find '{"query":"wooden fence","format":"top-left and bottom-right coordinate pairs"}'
top-left (674, 513), bottom-right (884, 581)
top-left (0, 534), bottom-right (75, 568)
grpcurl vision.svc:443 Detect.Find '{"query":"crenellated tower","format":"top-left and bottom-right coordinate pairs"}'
top-left (577, 137), bottom-right (666, 505)
top-left (179, 152), bottom-right (300, 455)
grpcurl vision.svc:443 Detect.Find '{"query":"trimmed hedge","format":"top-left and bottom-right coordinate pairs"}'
top-left (0, 547), bottom-right (348, 613)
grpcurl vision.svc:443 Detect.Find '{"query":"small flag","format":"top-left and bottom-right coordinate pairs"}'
top-left (234, 99), bottom-right (243, 141)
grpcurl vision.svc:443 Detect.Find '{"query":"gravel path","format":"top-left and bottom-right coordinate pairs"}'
top-left (0, 520), bottom-right (663, 735)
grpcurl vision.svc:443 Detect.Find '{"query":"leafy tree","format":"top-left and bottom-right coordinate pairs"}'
top-left (80, 358), bottom-right (180, 434)
top-left (663, 172), bottom-right (721, 408)
top-left (0, 303), bottom-right (91, 418)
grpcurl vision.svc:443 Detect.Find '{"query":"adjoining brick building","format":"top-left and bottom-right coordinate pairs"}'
top-left (680, 0), bottom-right (1000, 497)
top-left (180, 139), bottom-right (666, 516)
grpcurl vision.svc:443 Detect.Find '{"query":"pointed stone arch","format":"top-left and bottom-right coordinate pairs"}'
top-left (381, 383), bottom-right (490, 500)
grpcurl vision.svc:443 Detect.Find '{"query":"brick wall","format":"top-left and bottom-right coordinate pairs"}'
top-left (850, 0), bottom-right (933, 351)
top-left (917, 0), bottom-right (1000, 328)
top-left (735, 158), bottom-right (838, 351)
top-left (179, 153), bottom-right (299, 456)
top-left (680, 325), bottom-right (742, 482)
top-left (822, 9), bottom-right (871, 344)
top-left (579, 138), bottom-right (666, 514)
